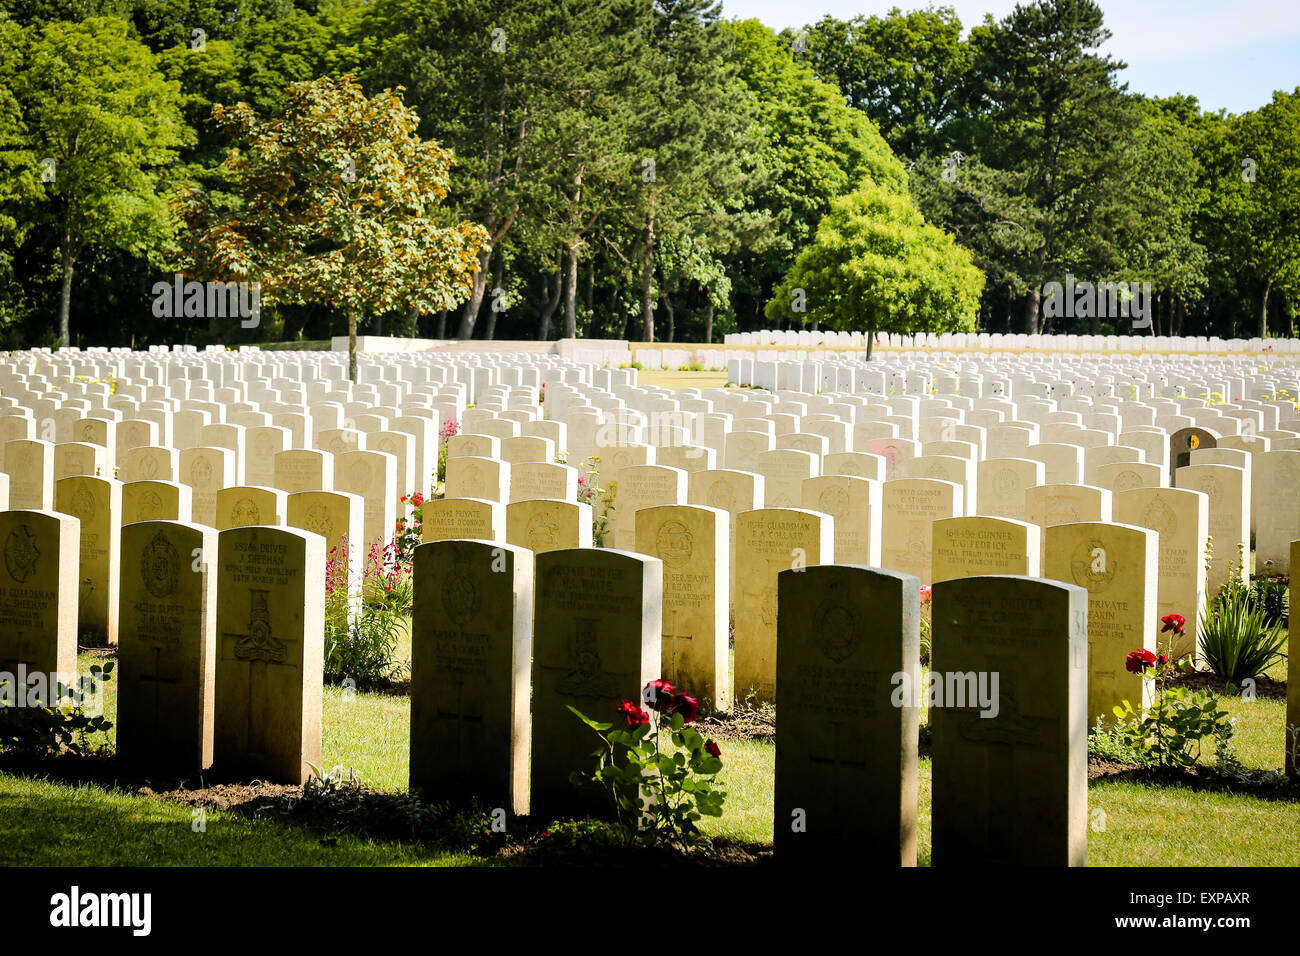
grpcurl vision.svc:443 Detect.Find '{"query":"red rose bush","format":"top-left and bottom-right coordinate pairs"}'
top-left (568, 679), bottom-right (725, 847)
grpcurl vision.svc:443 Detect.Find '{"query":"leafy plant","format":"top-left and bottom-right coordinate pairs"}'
top-left (568, 680), bottom-right (725, 847)
top-left (1111, 619), bottom-right (1235, 770)
top-left (577, 463), bottom-right (615, 546)
top-left (1200, 588), bottom-right (1288, 682)
top-left (394, 492), bottom-right (425, 564)
top-left (0, 661), bottom-right (115, 756)
top-left (919, 583), bottom-right (932, 665)
top-left (1088, 719), bottom-right (1153, 767)
top-left (325, 601), bottom-right (405, 688)
top-left (1211, 551), bottom-right (1289, 628)
top-left (437, 419), bottom-right (459, 485)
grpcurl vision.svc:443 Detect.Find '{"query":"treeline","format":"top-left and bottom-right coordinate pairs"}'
top-left (0, 0), bottom-right (1296, 348)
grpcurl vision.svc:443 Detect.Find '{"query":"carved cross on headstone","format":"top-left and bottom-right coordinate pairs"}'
top-left (955, 659), bottom-right (1058, 860)
top-left (138, 644), bottom-right (179, 739)
top-left (221, 588), bottom-right (287, 757)
top-left (436, 678), bottom-right (483, 769)
top-left (663, 633), bottom-right (693, 682)
top-left (807, 719), bottom-right (869, 827)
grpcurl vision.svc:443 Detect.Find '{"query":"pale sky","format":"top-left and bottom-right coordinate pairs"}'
top-left (721, 0), bottom-right (1300, 115)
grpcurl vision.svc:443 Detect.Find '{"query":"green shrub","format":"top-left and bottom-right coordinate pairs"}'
top-left (0, 662), bottom-right (115, 756)
top-left (325, 601), bottom-right (405, 689)
top-left (1200, 588), bottom-right (1287, 682)
top-left (1112, 649), bottom-right (1234, 770)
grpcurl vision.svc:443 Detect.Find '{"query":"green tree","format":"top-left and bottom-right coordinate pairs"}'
top-left (175, 74), bottom-right (486, 379)
top-left (963, 0), bottom-right (1137, 333)
top-left (13, 15), bottom-right (188, 346)
top-left (722, 19), bottom-right (907, 330)
top-left (794, 7), bottom-right (970, 159)
top-left (1207, 90), bottom-right (1300, 337)
top-left (766, 178), bottom-right (984, 357)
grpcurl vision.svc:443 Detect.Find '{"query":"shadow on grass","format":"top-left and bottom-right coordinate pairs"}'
top-left (0, 751), bottom-right (771, 867)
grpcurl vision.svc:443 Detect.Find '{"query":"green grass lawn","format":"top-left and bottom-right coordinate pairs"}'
top-left (2, 643), bottom-right (1297, 866)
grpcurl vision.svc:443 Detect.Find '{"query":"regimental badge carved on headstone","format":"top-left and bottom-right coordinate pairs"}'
top-left (141, 530), bottom-right (179, 599)
top-left (558, 618), bottom-right (618, 698)
top-left (1069, 539), bottom-right (1116, 591)
top-left (4, 524), bottom-right (39, 583)
top-left (231, 498), bottom-right (260, 526)
top-left (814, 600), bottom-right (860, 663)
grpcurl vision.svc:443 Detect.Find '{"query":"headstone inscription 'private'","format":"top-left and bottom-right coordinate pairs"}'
top-left (634, 504), bottom-right (730, 713)
top-left (54, 475), bottom-right (122, 644)
top-left (213, 526), bottom-right (325, 784)
top-left (931, 576), bottom-right (1088, 867)
top-left (410, 539), bottom-right (533, 815)
top-left (775, 565), bottom-right (919, 865)
top-left (531, 548), bottom-right (661, 816)
top-left (734, 508), bottom-right (833, 704)
top-left (116, 521), bottom-right (217, 771)
top-left (423, 497), bottom-right (504, 543)
top-left (1115, 487), bottom-right (1209, 661)
top-left (0, 509), bottom-right (78, 685)
top-left (931, 516), bottom-right (1040, 582)
top-left (1045, 522), bottom-right (1157, 726)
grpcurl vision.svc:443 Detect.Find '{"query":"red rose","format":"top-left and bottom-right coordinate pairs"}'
top-left (1125, 649), bottom-right (1157, 673)
top-left (1157, 654), bottom-right (1169, 665)
top-left (672, 693), bottom-right (699, 723)
top-left (704, 740), bottom-right (721, 758)
top-left (618, 698), bottom-right (649, 728)
top-left (644, 679), bottom-right (676, 711)
top-left (1160, 614), bottom-right (1186, 635)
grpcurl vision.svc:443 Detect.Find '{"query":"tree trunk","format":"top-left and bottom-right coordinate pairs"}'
top-left (484, 252), bottom-right (504, 340)
top-left (59, 230), bottom-right (74, 348)
top-left (347, 309), bottom-right (359, 382)
top-left (1259, 280), bottom-right (1271, 338)
top-left (583, 255), bottom-right (594, 314)
top-left (457, 247), bottom-right (492, 338)
top-left (663, 294), bottom-right (674, 343)
top-left (374, 312), bottom-right (384, 336)
top-left (407, 305), bottom-right (420, 338)
top-left (1022, 287), bottom-right (1041, 335)
top-left (640, 215), bottom-right (656, 343)
top-left (563, 240), bottom-right (580, 339)
top-left (866, 328), bottom-right (876, 361)
top-left (704, 300), bottom-right (714, 344)
top-left (435, 310), bottom-right (447, 339)
top-left (538, 253), bottom-right (562, 340)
